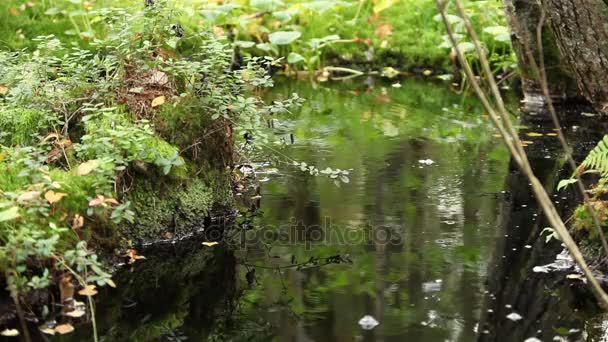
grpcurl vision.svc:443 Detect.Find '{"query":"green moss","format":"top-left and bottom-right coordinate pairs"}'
top-left (0, 107), bottom-right (56, 146)
top-left (124, 171), bottom-right (232, 241)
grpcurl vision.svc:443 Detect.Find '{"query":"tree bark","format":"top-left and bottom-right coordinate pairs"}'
top-left (542, 0), bottom-right (608, 113)
top-left (504, 0), bottom-right (608, 113)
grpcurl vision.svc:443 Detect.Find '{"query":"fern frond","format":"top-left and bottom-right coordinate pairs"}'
top-left (580, 135), bottom-right (608, 176)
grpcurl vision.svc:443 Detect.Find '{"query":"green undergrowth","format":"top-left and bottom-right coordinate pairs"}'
top-left (0, 1), bottom-right (299, 335)
top-left (1, 0), bottom-right (514, 75)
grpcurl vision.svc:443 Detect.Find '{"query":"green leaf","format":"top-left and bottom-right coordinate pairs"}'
top-left (44, 8), bottom-right (61, 15)
top-left (557, 178), bottom-right (577, 191)
top-left (250, 0), bottom-right (285, 10)
top-left (457, 42), bottom-right (475, 53)
top-left (235, 40), bottom-right (256, 48)
top-left (268, 31), bottom-right (301, 45)
top-left (0, 206), bottom-right (20, 222)
top-left (287, 52), bottom-right (305, 64)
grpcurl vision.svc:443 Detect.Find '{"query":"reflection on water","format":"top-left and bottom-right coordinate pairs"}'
top-left (55, 79), bottom-right (608, 341)
top-left (232, 78), bottom-right (511, 341)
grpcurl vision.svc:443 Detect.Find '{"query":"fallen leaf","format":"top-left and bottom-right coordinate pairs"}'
top-left (54, 323), bottom-right (75, 335)
top-left (125, 249), bottom-right (146, 264)
top-left (103, 197), bottom-right (120, 205)
top-left (9, 7), bottom-right (19, 16)
top-left (1, 329), bottom-right (19, 336)
top-left (89, 195), bottom-right (105, 207)
top-left (148, 70), bottom-right (169, 86)
top-left (202, 241), bottom-right (219, 247)
top-left (65, 309), bottom-right (86, 318)
top-left (375, 23), bottom-right (393, 39)
top-left (40, 327), bottom-right (56, 335)
top-left (0, 84), bottom-right (8, 95)
top-left (151, 95), bottom-right (166, 107)
top-left (45, 190), bottom-right (67, 204)
top-left (17, 191), bottom-right (41, 202)
top-left (78, 284), bottom-right (97, 297)
top-left (76, 160), bottom-right (99, 176)
top-left (72, 214), bottom-right (84, 229)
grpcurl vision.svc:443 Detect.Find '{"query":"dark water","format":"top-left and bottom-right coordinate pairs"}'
top-left (51, 79), bottom-right (608, 341)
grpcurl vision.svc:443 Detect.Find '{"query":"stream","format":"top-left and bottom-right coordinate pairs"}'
top-left (54, 78), bottom-right (608, 342)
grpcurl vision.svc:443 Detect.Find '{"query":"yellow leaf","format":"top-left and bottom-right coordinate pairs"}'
top-left (526, 132), bottom-right (544, 137)
top-left (54, 323), bottom-right (75, 335)
top-left (65, 309), bottom-right (86, 318)
top-left (1, 329), bottom-right (19, 336)
top-left (546, 132), bottom-right (558, 137)
top-left (0, 151), bottom-right (6, 162)
top-left (373, 0), bottom-right (399, 13)
top-left (202, 241), bottom-right (219, 247)
top-left (0, 84), bottom-right (8, 95)
top-left (17, 191), bottom-right (41, 202)
top-left (106, 278), bottom-right (117, 288)
top-left (9, 7), bottom-right (19, 16)
top-left (40, 327), bottom-right (56, 335)
top-left (45, 190), bottom-right (67, 204)
top-left (76, 160), bottom-right (99, 176)
top-left (151, 95), bottom-right (166, 107)
top-left (78, 284), bottom-right (98, 297)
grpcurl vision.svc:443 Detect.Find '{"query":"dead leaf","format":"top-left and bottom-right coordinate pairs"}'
top-left (54, 324), bottom-right (75, 335)
top-left (76, 160), bottom-right (99, 176)
top-left (148, 70), bottom-right (169, 86)
top-left (40, 327), bottom-right (56, 335)
top-left (375, 23), bottom-right (393, 39)
top-left (0, 84), bottom-right (8, 95)
top-left (89, 195), bottom-right (105, 207)
top-left (60, 274), bottom-right (75, 305)
top-left (104, 197), bottom-right (120, 205)
top-left (45, 190), bottom-right (67, 204)
top-left (125, 249), bottom-right (146, 264)
top-left (72, 214), bottom-right (84, 230)
top-left (78, 284), bottom-right (98, 297)
top-left (202, 241), bottom-right (219, 247)
top-left (65, 309), bottom-right (86, 318)
top-left (17, 191), bottom-right (41, 202)
top-left (1, 329), bottom-right (19, 337)
top-left (151, 95), bottom-right (166, 108)
top-left (9, 7), bottom-right (19, 16)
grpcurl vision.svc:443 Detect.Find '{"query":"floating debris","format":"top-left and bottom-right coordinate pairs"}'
top-left (422, 279), bottom-right (443, 292)
top-left (358, 315), bottom-right (380, 330)
top-left (418, 159), bottom-right (434, 165)
top-left (506, 312), bottom-right (523, 322)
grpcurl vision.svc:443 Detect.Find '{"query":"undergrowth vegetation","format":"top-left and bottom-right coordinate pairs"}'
top-left (1, 0), bottom-right (514, 79)
top-left (0, 1), bottom-right (303, 337)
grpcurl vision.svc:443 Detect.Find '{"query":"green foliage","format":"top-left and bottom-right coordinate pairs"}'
top-left (0, 1), bottom-right (302, 324)
top-left (580, 135), bottom-right (608, 176)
